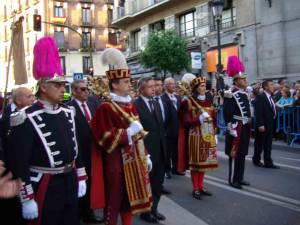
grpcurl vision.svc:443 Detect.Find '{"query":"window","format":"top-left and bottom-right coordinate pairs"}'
top-left (150, 20), bottom-right (165, 33)
top-left (82, 32), bottom-right (91, 48)
top-left (108, 32), bottom-right (117, 45)
top-left (179, 11), bottom-right (195, 38)
top-left (60, 56), bottom-right (66, 75)
top-left (107, 8), bottom-right (113, 25)
top-left (54, 31), bottom-right (64, 49)
top-left (82, 8), bottom-right (91, 24)
top-left (26, 37), bottom-right (30, 54)
top-left (82, 56), bottom-right (91, 74)
top-left (4, 46), bottom-right (8, 62)
top-left (131, 29), bottom-right (140, 52)
top-left (25, 14), bottom-right (29, 31)
top-left (54, 5), bottom-right (63, 17)
top-left (210, 6), bottom-right (236, 31)
top-left (4, 26), bottom-right (7, 41)
top-left (27, 61), bottom-right (30, 75)
top-left (4, 5), bottom-right (7, 19)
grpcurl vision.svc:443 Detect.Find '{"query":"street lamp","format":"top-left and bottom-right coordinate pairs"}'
top-left (211, 0), bottom-right (224, 73)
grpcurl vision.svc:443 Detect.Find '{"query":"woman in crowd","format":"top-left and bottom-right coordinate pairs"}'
top-left (276, 87), bottom-right (294, 108)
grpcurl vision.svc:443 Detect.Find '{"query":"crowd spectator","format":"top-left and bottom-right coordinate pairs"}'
top-left (276, 87), bottom-right (294, 108)
top-left (293, 90), bottom-right (300, 106)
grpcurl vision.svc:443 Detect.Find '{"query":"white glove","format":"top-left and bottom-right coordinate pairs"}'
top-left (199, 112), bottom-right (210, 124)
top-left (215, 135), bottom-right (218, 145)
top-left (126, 121), bottom-right (143, 137)
top-left (228, 122), bottom-right (238, 137)
top-left (147, 155), bottom-right (152, 172)
top-left (22, 199), bottom-right (38, 220)
top-left (78, 180), bottom-right (87, 198)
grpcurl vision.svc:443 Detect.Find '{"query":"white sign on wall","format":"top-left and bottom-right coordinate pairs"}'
top-left (191, 52), bottom-right (202, 69)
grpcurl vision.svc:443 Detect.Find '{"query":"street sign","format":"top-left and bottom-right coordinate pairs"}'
top-left (73, 73), bottom-right (83, 80)
top-left (191, 52), bottom-right (202, 69)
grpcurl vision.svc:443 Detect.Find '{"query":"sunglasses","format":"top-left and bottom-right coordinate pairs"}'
top-left (77, 87), bottom-right (87, 91)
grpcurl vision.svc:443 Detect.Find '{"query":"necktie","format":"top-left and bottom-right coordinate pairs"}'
top-left (82, 103), bottom-right (91, 123)
top-left (170, 94), bottom-right (177, 110)
top-left (155, 97), bottom-right (165, 121)
top-left (269, 96), bottom-right (276, 118)
top-left (148, 99), bottom-right (154, 113)
top-left (149, 99), bottom-right (160, 121)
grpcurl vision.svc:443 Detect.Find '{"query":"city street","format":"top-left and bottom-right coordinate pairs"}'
top-left (90, 139), bottom-right (300, 225)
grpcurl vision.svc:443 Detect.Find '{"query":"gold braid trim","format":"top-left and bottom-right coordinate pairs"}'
top-left (107, 129), bottom-right (123, 154)
top-left (98, 131), bottom-right (112, 147)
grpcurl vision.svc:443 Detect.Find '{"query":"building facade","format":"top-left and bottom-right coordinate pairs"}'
top-left (0, 0), bottom-right (125, 91)
top-left (112, 0), bottom-right (300, 84)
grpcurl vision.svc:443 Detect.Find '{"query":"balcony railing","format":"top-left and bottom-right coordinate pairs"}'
top-left (113, 0), bottom-right (168, 21)
top-left (105, 0), bottom-right (114, 4)
top-left (81, 21), bottom-right (93, 27)
top-left (210, 17), bottom-right (236, 32)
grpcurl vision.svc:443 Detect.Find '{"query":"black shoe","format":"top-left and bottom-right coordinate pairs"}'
top-left (200, 189), bottom-right (213, 196)
top-left (152, 211), bottom-right (166, 221)
top-left (230, 182), bottom-right (243, 189)
top-left (253, 161), bottom-right (264, 167)
top-left (161, 187), bottom-right (171, 195)
top-left (82, 216), bottom-right (104, 224)
top-left (171, 170), bottom-right (185, 176)
top-left (239, 180), bottom-right (250, 186)
top-left (140, 213), bottom-right (158, 223)
top-left (165, 172), bottom-right (172, 179)
top-left (192, 190), bottom-right (202, 200)
top-left (264, 164), bottom-right (280, 169)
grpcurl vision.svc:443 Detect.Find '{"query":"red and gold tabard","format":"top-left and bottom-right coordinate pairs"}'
top-left (90, 100), bottom-right (152, 215)
top-left (178, 97), bottom-right (218, 172)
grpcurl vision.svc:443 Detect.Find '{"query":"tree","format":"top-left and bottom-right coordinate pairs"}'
top-left (139, 30), bottom-right (190, 79)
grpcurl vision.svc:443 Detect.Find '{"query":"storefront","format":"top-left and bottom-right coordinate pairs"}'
top-left (206, 45), bottom-right (239, 73)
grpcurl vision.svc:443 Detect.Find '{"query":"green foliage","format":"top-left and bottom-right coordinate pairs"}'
top-left (139, 30), bottom-right (190, 79)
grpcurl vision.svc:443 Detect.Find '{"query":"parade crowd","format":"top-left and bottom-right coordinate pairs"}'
top-left (0, 36), bottom-right (291, 225)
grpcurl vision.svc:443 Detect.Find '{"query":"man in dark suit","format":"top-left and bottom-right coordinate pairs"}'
top-left (134, 77), bottom-right (167, 223)
top-left (153, 77), bottom-right (170, 180)
top-left (0, 87), bottom-right (34, 225)
top-left (67, 80), bottom-right (102, 223)
top-left (253, 80), bottom-right (280, 169)
top-left (161, 78), bottom-right (183, 177)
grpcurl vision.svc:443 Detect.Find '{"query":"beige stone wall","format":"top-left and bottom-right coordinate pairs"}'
top-left (120, 0), bottom-right (208, 32)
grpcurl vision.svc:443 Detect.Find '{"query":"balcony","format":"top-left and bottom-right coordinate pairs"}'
top-left (210, 17), bottom-right (236, 32)
top-left (105, 0), bottom-right (114, 4)
top-left (81, 21), bottom-right (93, 27)
top-left (112, 0), bottom-right (171, 28)
top-left (79, 0), bottom-right (93, 3)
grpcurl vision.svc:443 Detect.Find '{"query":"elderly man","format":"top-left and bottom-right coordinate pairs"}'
top-left (161, 78), bottom-right (183, 176)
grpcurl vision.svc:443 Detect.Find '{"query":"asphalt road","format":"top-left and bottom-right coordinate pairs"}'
top-left (88, 139), bottom-right (300, 225)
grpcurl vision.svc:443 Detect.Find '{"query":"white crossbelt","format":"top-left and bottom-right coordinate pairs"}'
top-left (233, 115), bottom-right (252, 124)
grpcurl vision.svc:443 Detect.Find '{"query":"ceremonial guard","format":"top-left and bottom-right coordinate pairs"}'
top-left (223, 56), bottom-right (251, 189)
top-left (90, 48), bottom-right (152, 225)
top-left (6, 37), bottom-right (87, 225)
top-left (178, 76), bottom-right (218, 200)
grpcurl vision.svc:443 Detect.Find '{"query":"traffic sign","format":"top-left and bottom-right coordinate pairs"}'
top-left (73, 73), bottom-right (83, 80)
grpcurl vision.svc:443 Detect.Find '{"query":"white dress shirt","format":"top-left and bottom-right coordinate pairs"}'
top-left (155, 95), bottom-right (165, 121)
top-left (74, 99), bottom-right (92, 119)
top-left (166, 92), bottom-right (178, 110)
top-left (140, 95), bottom-right (153, 112)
